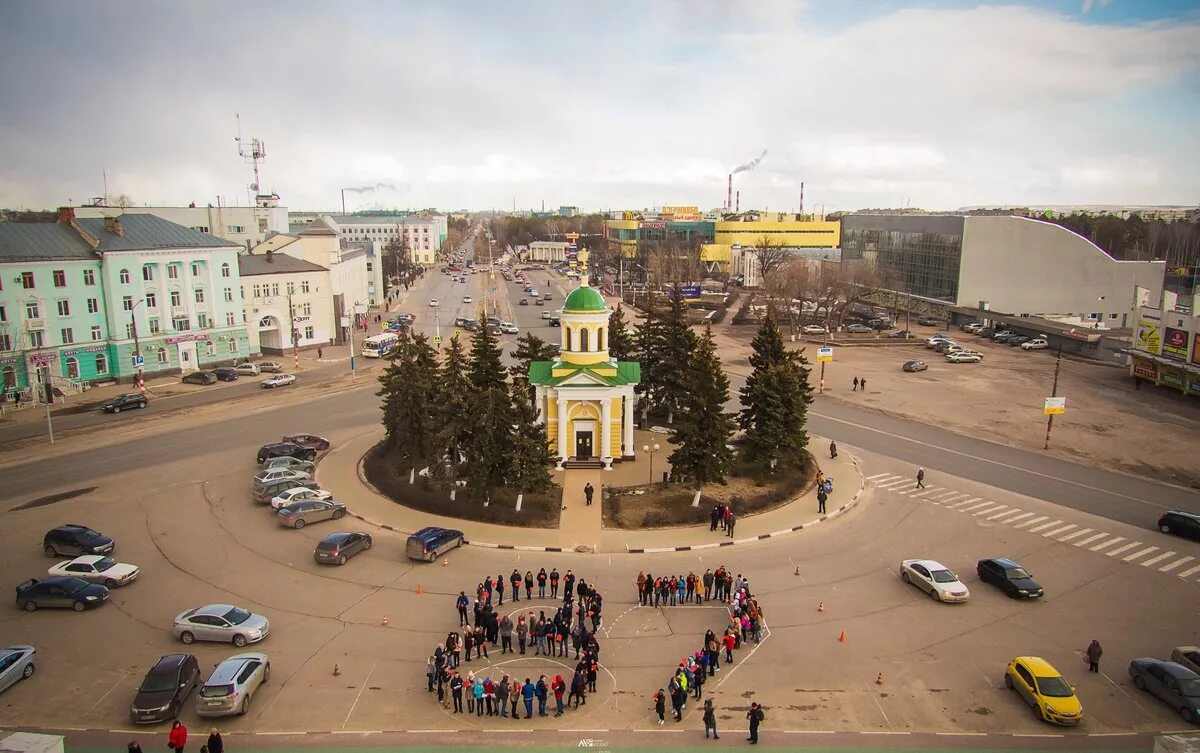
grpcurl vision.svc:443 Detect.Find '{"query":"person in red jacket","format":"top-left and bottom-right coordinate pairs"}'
top-left (552, 674), bottom-right (566, 716)
top-left (167, 720), bottom-right (188, 752)
top-left (722, 632), bottom-right (736, 663)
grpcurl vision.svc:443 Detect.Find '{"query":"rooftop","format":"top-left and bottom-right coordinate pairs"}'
top-left (77, 214), bottom-right (242, 252)
top-left (0, 222), bottom-right (95, 262)
top-left (238, 252), bottom-right (328, 276)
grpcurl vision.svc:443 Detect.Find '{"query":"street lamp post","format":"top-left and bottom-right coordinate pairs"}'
top-left (349, 301), bottom-right (362, 382)
top-left (129, 299), bottom-right (146, 392)
top-left (642, 442), bottom-right (660, 485)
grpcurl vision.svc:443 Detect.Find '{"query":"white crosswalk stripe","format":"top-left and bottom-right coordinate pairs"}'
top-left (1058, 528), bottom-right (1092, 542)
top-left (934, 491), bottom-right (965, 501)
top-left (1176, 563), bottom-right (1200, 579)
top-left (910, 487), bottom-right (940, 498)
top-left (1090, 536), bottom-right (1124, 552)
top-left (974, 504), bottom-right (1008, 517)
top-left (1074, 532), bottom-right (1108, 548)
top-left (1106, 542), bottom-right (1140, 557)
top-left (945, 497), bottom-right (981, 509)
top-left (876, 478), bottom-right (912, 490)
top-left (1014, 515), bottom-right (1048, 529)
top-left (1160, 556), bottom-right (1194, 573)
top-left (989, 508), bottom-right (1023, 521)
top-left (959, 501), bottom-right (996, 513)
top-left (1029, 519), bottom-right (1063, 533)
top-left (1140, 551), bottom-right (1175, 568)
top-left (1042, 523), bottom-right (1077, 538)
top-left (866, 472), bottom-right (895, 481)
top-left (1122, 546), bottom-right (1159, 563)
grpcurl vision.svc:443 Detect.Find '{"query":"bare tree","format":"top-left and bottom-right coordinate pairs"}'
top-left (751, 234), bottom-right (792, 286)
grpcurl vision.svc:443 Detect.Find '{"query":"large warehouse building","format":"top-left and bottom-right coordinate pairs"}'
top-left (840, 214), bottom-right (1165, 328)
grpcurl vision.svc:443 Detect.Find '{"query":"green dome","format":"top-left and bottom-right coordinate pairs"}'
top-left (563, 285), bottom-right (607, 312)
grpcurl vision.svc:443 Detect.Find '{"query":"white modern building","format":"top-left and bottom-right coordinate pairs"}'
top-left (238, 251), bottom-right (335, 354)
top-left (290, 213), bottom-right (448, 266)
top-left (527, 241), bottom-right (569, 263)
top-left (76, 194), bottom-right (288, 251)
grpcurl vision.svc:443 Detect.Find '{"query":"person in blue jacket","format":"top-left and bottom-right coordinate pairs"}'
top-left (521, 677), bottom-right (535, 718)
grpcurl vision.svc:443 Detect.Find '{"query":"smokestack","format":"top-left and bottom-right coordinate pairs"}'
top-left (341, 189), bottom-right (345, 215)
top-left (727, 174), bottom-right (733, 212)
top-left (799, 182), bottom-right (805, 216)
top-left (736, 191), bottom-right (740, 213)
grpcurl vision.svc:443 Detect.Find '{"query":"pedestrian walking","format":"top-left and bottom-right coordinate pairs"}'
top-left (916, 467), bottom-right (925, 489)
top-left (168, 720), bottom-right (188, 753)
top-left (703, 698), bottom-right (719, 739)
top-left (1086, 640), bottom-right (1103, 673)
top-left (584, 482), bottom-right (594, 506)
top-left (726, 512), bottom-right (736, 538)
top-left (205, 730), bottom-right (223, 753)
top-left (852, 376), bottom-right (859, 392)
top-left (317, 347), bottom-right (323, 359)
top-left (829, 440), bottom-right (837, 458)
top-left (747, 702), bottom-right (765, 743)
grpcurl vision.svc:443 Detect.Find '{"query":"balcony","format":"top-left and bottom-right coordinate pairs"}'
top-left (24, 318), bottom-right (45, 332)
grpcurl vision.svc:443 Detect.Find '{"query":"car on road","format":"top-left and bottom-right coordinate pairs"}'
top-left (1158, 510), bottom-right (1200, 541)
top-left (101, 393), bottom-right (148, 413)
top-left (1005, 656), bottom-right (1083, 725)
top-left (976, 558), bottom-right (1043, 598)
top-left (257, 361), bottom-right (283, 373)
top-left (252, 468), bottom-right (311, 486)
top-left (314, 532), bottom-right (373, 565)
top-left (933, 340), bottom-right (960, 353)
top-left (284, 433), bottom-right (330, 451)
top-left (428, 298), bottom-right (438, 307)
top-left (252, 479), bottom-right (318, 504)
top-left (48, 555), bottom-right (140, 588)
top-left (1021, 338), bottom-right (1049, 350)
top-left (0, 646), bottom-right (36, 695)
top-left (130, 653), bottom-right (200, 723)
top-left (902, 360), bottom-right (928, 372)
top-left (277, 498), bottom-right (347, 529)
top-left (802, 325), bottom-right (828, 335)
top-left (462, 319), bottom-right (480, 332)
top-left (519, 298), bottom-right (529, 305)
top-left (548, 316), bottom-right (561, 327)
top-left (899, 559), bottom-right (969, 602)
top-left (270, 486), bottom-right (333, 510)
top-left (917, 315), bottom-right (940, 326)
top-left (16, 577), bottom-right (109, 612)
top-left (453, 317), bottom-right (471, 328)
top-left (197, 652), bottom-right (270, 718)
top-left (1128, 658), bottom-right (1200, 724)
top-left (463, 295), bottom-right (473, 304)
top-left (542, 292), bottom-right (552, 300)
top-left (182, 371), bottom-right (218, 385)
top-left (257, 442), bottom-right (316, 465)
top-left (845, 323), bottom-right (873, 334)
top-left (172, 604), bottom-right (269, 647)
top-left (535, 298), bottom-right (545, 306)
top-left (541, 310), bottom-right (551, 319)
top-left (43, 525), bottom-right (114, 557)
top-left (501, 322), bottom-right (519, 334)
top-left (1172, 647), bottom-right (1200, 676)
top-left (212, 367), bottom-right (239, 382)
top-left (234, 363), bottom-right (260, 376)
top-left (261, 373), bottom-right (296, 389)
top-left (946, 351), bottom-right (982, 363)
top-left (406, 526), bottom-right (465, 562)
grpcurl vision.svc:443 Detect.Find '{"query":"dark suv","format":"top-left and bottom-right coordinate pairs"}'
top-left (130, 654), bottom-right (200, 723)
top-left (44, 525), bottom-right (115, 557)
top-left (212, 367), bottom-right (239, 382)
top-left (101, 393), bottom-right (148, 413)
top-left (257, 442), bottom-right (316, 465)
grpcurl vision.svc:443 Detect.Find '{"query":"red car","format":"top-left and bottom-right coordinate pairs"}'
top-left (282, 433), bottom-right (330, 451)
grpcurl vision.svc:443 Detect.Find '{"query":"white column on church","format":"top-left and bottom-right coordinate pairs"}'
top-left (623, 389), bottom-right (635, 456)
top-left (535, 387), bottom-right (546, 424)
top-left (556, 397), bottom-right (568, 464)
top-left (600, 396), bottom-right (612, 468)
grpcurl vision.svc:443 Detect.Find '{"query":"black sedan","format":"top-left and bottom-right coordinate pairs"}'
top-left (101, 393), bottom-right (148, 413)
top-left (1158, 510), bottom-right (1200, 542)
top-left (1129, 659), bottom-right (1200, 724)
top-left (212, 367), bottom-right (239, 382)
top-left (314, 532), bottom-right (373, 565)
top-left (16, 577), bottom-right (109, 612)
top-left (182, 371), bottom-right (217, 385)
top-left (130, 653), bottom-right (200, 723)
top-left (976, 558), bottom-right (1044, 598)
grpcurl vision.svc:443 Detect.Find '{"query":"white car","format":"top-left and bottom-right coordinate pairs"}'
top-left (270, 486), bottom-right (333, 510)
top-left (258, 361), bottom-right (284, 373)
top-left (235, 363), bottom-right (260, 376)
top-left (946, 352), bottom-right (982, 363)
top-left (927, 337), bottom-right (951, 349)
top-left (900, 559), bottom-right (970, 602)
top-left (48, 555), bottom-right (140, 588)
top-left (462, 296), bottom-right (472, 304)
top-left (252, 468), bottom-right (311, 486)
top-left (1021, 338), bottom-right (1049, 350)
top-left (500, 322), bottom-right (519, 334)
top-left (428, 298), bottom-right (439, 307)
top-left (541, 310), bottom-right (552, 320)
top-left (261, 373), bottom-right (297, 389)
top-left (802, 325), bottom-right (828, 335)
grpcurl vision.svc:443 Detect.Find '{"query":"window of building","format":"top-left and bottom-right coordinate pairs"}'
top-left (83, 269), bottom-right (95, 286)
top-left (170, 290), bottom-right (181, 307)
top-left (28, 330), bottom-right (43, 348)
top-left (301, 280), bottom-right (310, 293)
top-left (0, 305), bottom-right (5, 322)
top-left (598, 327), bottom-right (605, 350)
top-left (229, 339), bottom-right (239, 353)
top-left (300, 303), bottom-right (312, 316)
top-left (258, 219), bottom-right (268, 233)
top-left (192, 226), bottom-right (210, 233)
top-left (60, 327), bottom-right (73, 344)
top-left (1109, 313), bottom-right (1120, 320)
top-left (125, 323), bottom-right (135, 339)
top-left (0, 334), bottom-right (10, 351)
top-left (227, 225), bottom-right (246, 234)
top-left (287, 281), bottom-right (295, 295)
top-left (366, 262), bottom-right (373, 272)
top-left (224, 287), bottom-right (233, 302)
top-left (225, 311), bottom-right (236, 326)
top-left (53, 270), bottom-right (66, 287)
top-left (26, 301), bottom-right (40, 319)
top-left (91, 325), bottom-right (102, 341)
top-left (173, 317), bottom-right (190, 331)
top-left (119, 269), bottom-right (130, 284)
top-left (157, 349), bottom-right (168, 364)
top-left (206, 341), bottom-right (215, 356)
top-left (121, 295), bottom-right (132, 312)
top-left (221, 262), bottom-right (231, 278)
top-left (95, 353), bottom-right (108, 374)
top-left (191, 263), bottom-right (200, 276)
top-left (168, 265), bottom-right (179, 280)
top-left (65, 357), bottom-right (79, 379)
top-left (148, 317), bottom-right (160, 334)
top-left (194, 288), bottom-right (205, 304)
top-left (87, 298), bottom-right (99, 314)
top-left (270, 283), bottom-right (279, 296)
top-left (143, 265), bottom-right (154, 281)
top-left (252, 284), bottom-right (262, 298)
top-left (56, 300), bottom-right (70, 316)
top-left (21, 271), bottom-right (35, 289)
top-left (145, 292), bottom-right (157, 309)
top-left (304, 325), bottom-right (314, 339)
top-left (580, 329), bottom-right (590, 352)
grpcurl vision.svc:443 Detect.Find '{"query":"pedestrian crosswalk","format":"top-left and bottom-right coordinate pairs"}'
top-left (864, 472), bottom-right (1200, 585)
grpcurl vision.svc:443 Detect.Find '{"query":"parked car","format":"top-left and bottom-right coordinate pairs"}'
top-left (1128, 658), bottom-right (1200, 724)
top-left (802, 325), bottom-right (829, 335)
top-left (48, 555), bottom-right (140, 588)
top-left (252, 479), bottom-right (319, 504)
top-left (257, 361), bottom-right (283, 373)
top-left (212, 367), bottom-right (239, 382)
top-left (902, 360), bottom-right (928, 372)
top-left (277, 499), bottom-right (347, 529)
top-left (102, 393), bottom-right (148, 413)
top-left (1020, 338), bottom-right (1049, 350)
top-left (1158, 510), bottom-right (1200, 541)
top-left (867, 318), bottom-right (894, 330)
top-left (405, 527), bottom-right (465, 562)
top-left (917, 315), bottom-right (940, 326)
top-left (43, 525), bottom-right (114, 557)
top-left (197, 653), bottom-right (270, 717)
top-left (282, 433), bottom-right (330, 451)
top-left (1172, 647), bottom-right (1200, 676)
top-left (519, 298), bottom-right (529, 305)
top-left (252, 468), bottom-right (311, 487)
top-left (130, 653), bottom-right (200, 723)
top-left (1006, 656), bottom-right (1083, 725)
top-left (933, 340), bottom-right (960, 353)
top-left (182, 371), bottom-right (218, 386)
top-left (1008, 335), bottom-right (1031, 347)
top-left (462, 295), bottom-right (473, 304)
top-left (270, 486), bottom-right (333, 511)
top-left (946, 352), bottom-right (982, 363)
top-left (887, 329), bottom-right (914, 339)
top-left (462, 319), bottom-right (480, 332)
top-left (172, 604), bottom-right (269, 647)
top-left (314, 532), bottom-right (373, 565)
top-left (899, 559), bottom-right (969, 602)
top-left (0, 646), bottom-right (36, 695)
top-left (15, 577), bottom-right (108, 612)
top-left (501, 322), bottom-right (519, 334)
top-left (846, 323), bottom-right (873, 334)
top-left (261, 374), bottom-right (297, 389)
top-left (976, 558), bottom-right (1043, 598)
top-left (926, 337), bottom-right (951, 349)
top-left (234, 363), bottom-right (260, 376)
top-left (993, 330), bottom-right (1016, 342)
top-left (428, 299), bottom-right (438, 307)
top-left (257, 442), bottom-right (316, 465)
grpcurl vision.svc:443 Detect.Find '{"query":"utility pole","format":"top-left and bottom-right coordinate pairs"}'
top-left (349, 302), bottom-right (359, 382)
top-left (287, 290), bottom-right (299, 371)
top-left (1044, 345), bottom-right (1063, 450)
top-left (131, 303), bottom-right (144, 391)
top-left (38, 369), bottom-right (53, 444)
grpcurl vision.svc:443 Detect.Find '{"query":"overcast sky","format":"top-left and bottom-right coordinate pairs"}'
top-left (1, 0), bottom-right (1198, 214)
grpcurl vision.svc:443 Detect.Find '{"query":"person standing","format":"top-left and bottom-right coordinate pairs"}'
top-left (497, 674), bottom-right (510, 717)
top-left (852, 376), bottom-right (859, 392)
top-left (916, 467), bottom-right (925, 489)
top-left (552, 674), bottom-right (566, 716)
top-left (205, 731), bottom-right (223, 753)
top-left (636, 571), bottom-right (647, 603)
top-left (537, 568), bottom-right (548, 598)
top-left (563, 570), bottom-right (576, 602)
top-left (829, 440), bottom-right (837, 458)
top-left (747, 702), bottom-right (765, 743)
top-left (517, 615), bottom-right (528, 654)
top-left (584, 482), bottom-right (594, 506)
top-left (535, 675), bottom-right (549, 717)
top-left (511, 569), bottom-right (522, 602)
top-left (549, 568), bottom-right (560, 598)
top-left (426, 655), bottom-right (436, 691)
top-left (167, 721), bottom-right (187, 753)
top-left (817, 487), bottom-right (827, 514)
top-left (703, 569), bottom-right (714, 601)
top-left (1086, 640), bottom-right (1103, 673)
top-left (317, 346), bottom-right (323, 359)
top-left (727, 512), bottom-right (736, 538)
top-left (860, 377), bottom-right (867, 391)
top-left (456, 591), bottom-right (469, 627)
top-left (496, 574), bottom-right (505, 605)
top-left (524, 570), bottom-right (534, 600)
top-left (710, 504), bottom-right (721, 531)
top-left (499, 614), bottom-right (513, 654)
top-left (722, 504), bottom-right (732, 531)
top-left (703, 698), bottom-right (719, 740)
top-left (655, 689), bottom-right (667, 725)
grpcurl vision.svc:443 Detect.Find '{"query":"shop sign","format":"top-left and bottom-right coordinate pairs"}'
top-left (61, 345), bottom-right (108, 356)
top-left (0, 356), bottom-right (20, 365)
top-left (1162, 327), bottom-right (1190, 359)
top-left (1043, 396), bottom-right (1066, 415)
top-left (1192, 332), bottom-right (1200, 365)
top-left (1188, 376), bottom-right (1200, 396)
top-left (1135, 311), bottom-right (1162, 355)
top-left (640, 220), bottom-right (666, 230)
top-left (293, 316), bottom-right (311, 323)
top-left (29, 351), bottom-right (54, 367)
top-left (1160, 367), bottom-right (1184, 389)
top-left (166, 332), bottom-right (210, 344)
top-left (1131, 359), bottom-right (1158, 380)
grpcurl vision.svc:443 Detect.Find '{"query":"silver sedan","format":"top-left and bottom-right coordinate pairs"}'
top-left (0, 646), bottom-right (36, 694)
top-left (172, 604), bottom-right (270, 647)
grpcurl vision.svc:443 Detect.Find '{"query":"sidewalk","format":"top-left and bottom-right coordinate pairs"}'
top-left (559, 468), bottom-right (604, 551)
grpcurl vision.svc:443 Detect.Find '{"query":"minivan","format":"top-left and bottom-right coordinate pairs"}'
top-left (405, 527), bottom-right (465, 562)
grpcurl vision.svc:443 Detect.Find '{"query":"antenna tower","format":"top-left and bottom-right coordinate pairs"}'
top-left (234, 114), bottom-right (267, 195)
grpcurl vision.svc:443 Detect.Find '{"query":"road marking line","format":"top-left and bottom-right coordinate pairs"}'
top-left (1090, 536), bottom-right (1125, 552)
top-left (1159, 556), bottom-right (1194, 573)
top-left (341, 658), bottom-right (378, 729)
top-left (973, 504), bottom-right (1007, 516)
top-left (1058, 527), bottom-right (1092, 542)
top-left (783, 729), bottom-right (836, 733)
top-left (909, 487), bottom-right (940, 498)
top-left (1013, 515), bottom-right (1048, 529)
top-left (1122, 545), bottom-right (1158, 563)
top-left (995, 511), bottom-right (1032, 523)
top-left (865, 472), bottom-right (894, 481)
top-left (1074, 532), bottom-right (1109, 547)
top-left (945, 497), bottom-right (981, 509)
top-left (933, 490), bottom-right (964, 501)
top-left (1029, 519), bottom-right (1063, 533)
top-left (1012, 733), bottom-right (1065, 737)
top-left (935, 732), bottom-right (988, 736)
top-left (876, 478), bottom-right (912, 490)
top-left (1140, 550), bottom-right (1175, 567)
top-left (1088, 732), bottom-right (1137, 737)
top-left (1175, 563), bottom-right (1200, 578)
top-left (860, 730), bottom-right (910, 735)
top-left (980, 505), bottom-right (1013, 518)
top-left (1105, 541), bottom-right (1140, 557)
top-left (1042, 523), bottom-right (1077, 537)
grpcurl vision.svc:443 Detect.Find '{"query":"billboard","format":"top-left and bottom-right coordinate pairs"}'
top-left (1163, 327), bottom-right (1190, 359)
top-left (1134, 312), bottom-right (1162, 355)
top-left (1131, 359), bottom-right (1157, 380)
top-left (1193, 332), bottom-right (1200, 365)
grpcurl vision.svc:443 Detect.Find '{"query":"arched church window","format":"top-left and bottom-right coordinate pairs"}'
top-left (580, 328), bottom-right (590, 352)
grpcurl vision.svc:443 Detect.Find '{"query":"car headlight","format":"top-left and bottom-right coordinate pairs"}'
top-left (1017, 589), bottom-right (1028, 594)
top-left (1044, 703), bottom-right (1055, 715)
top-left (85, 595), bottom-right (99, 601)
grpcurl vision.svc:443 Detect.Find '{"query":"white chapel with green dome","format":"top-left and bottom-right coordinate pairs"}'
top-left (527, 276), bottom-right (640, 469)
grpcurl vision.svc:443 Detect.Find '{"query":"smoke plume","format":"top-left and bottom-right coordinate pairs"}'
top-left (732, 150), bottom-right (767, 174)
top-left (343, 182), bottom-right (397, 194)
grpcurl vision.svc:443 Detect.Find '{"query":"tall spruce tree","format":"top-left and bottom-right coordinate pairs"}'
top-left (633, 308), bottom-right (666, 424)
top-left (507, 379), bottom-right (555, 493)
top-left (376, 331), bottom-right (439, 461)
top-left (464, 317), bottom-right (515, 504)
top-left (657, 292), bottom-right (698, 423)
top-left (431, 335), bottom-right (473, 486)
top-left (509, 332), bottom-right (558, 383)
top-left (607, 304), bottom-right (634, 361)
top-left (738, 311), bottom-right (814, 473)
top-left (668, 324), bottom-right (735, 485)
top-left (468, 316), bottom-right (506, 393)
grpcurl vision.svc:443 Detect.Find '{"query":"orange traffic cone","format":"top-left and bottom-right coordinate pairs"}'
top-left (382, 615), bottom-right (389, 627)
top-left (416, 584), bottom-right (424, 595)
top-left (838, 630), bottom-right (846, 643)
top-left (333, 664), bottom-right (341, 676)
top-left (876, 672), bottom-right (884, 685)
top-left (818, 602), bottom-right (825, 613)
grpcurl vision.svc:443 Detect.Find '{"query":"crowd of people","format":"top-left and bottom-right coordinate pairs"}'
top-left (426, 566), bottom-right (605, 720)
top-left (636, 566), bottom-right (744, 607)
top-left (709, 503), bottom-right (738, 537)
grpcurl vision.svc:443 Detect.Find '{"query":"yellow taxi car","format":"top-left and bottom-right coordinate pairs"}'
top-left (1005, 656), bottom-right (1084, 725)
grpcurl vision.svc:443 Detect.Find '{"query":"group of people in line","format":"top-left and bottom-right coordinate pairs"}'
top-left (637, 566), bottom-right (744, 607)
top-left (709, 503), bottom-right (738, 537)
top-left (426, 567), bottom-right (604, 720)
top-left (136, 722), bottom-right (222, 753)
